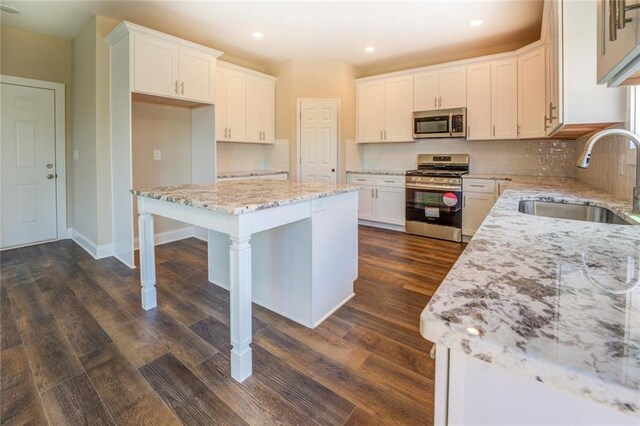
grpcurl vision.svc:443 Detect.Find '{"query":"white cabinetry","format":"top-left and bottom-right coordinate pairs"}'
top-left (357, 76), bottom-right (413, 143)
top-left (466, 62), bottom-right (492, 140)
top-left (216, 62), bottom-right (276, 144)
top-left (433, 346), bottom-right (636, 426)
top-left (491, 58), bottom-right (518, 140)
top-left (133, 33), bottom-right (216, 104)
top-left (414, 66), bottom-right (466, 111)
top-left (518, 46), bottom-right (547, 139)
top-left (462, 178), bottom-right (509, 238)
top-left (597, 0), bottom-right (640, 87)
top-left (545, 0), bottom-right (626, 137)
top-left (348, 174), bottom-right (405, 227)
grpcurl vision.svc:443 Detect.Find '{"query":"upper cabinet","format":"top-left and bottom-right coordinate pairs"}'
top-left (466, 62), bottom-right (492, 140)
top-left (216, 62), bottom-right (276, 144)
top-left (546, 0), bottom-right (626, 138)
top-left (518, 46), bottom-right (546, 139)
top-left (491, 58), bottom-right (518, 139)
top-left (125, 26), bottom-right (221, 104)
top-left (597, 0), bottom-right (640, 86)
top-left (414, 66), bottom-right (466, 111)
top-left (357, 75), bottom-right (413, 143)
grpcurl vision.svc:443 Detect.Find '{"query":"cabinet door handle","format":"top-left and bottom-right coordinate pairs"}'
top-left (224, 128), bottom-right (228, 139)
top-left (467, 126), bottom-right (470, 137)
top-left (175, 80), bottom-right (179, 94)
top-left (617, 0), bottom-right (640, 30)
top-left (380, 130), bottom-right (383, 140)
top-left (434, 96), bottom-right (437, 108)
top-left (439, 97), bottom-right (442, 108)
top-left (375, 188), bottom-right (379, 198)
top-left (229, 128), bottom-right (232, 138)
top-left (181, 81), bottom-right (185, 95)
top-left (492, 124), bottom-right (496, 137)
top-left (384, 130), bottom-right (387, 140)
top-left (463, 195), bottom-right (466, 208)
top-left (371, 188), bottom-right (375, 198)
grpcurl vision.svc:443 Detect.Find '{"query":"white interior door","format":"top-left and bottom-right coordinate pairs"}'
top-left (299, 100), bottom-right (338, 184)
top-left (1, 83), bottom-right (58, 248)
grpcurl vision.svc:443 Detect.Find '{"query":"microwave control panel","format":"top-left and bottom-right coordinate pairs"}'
top-left (451, 114), bottom-right (465, 133)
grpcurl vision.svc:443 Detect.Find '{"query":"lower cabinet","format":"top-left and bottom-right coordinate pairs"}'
top-left (462, 178), bottom-right (509, 237)
top-left (348, 174), bottom-right (405, 227)
top-left (433, 346), bottom-right (635, 425)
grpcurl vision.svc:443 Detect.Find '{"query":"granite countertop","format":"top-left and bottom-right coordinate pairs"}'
top-left (347, 170), bottom-right (406, 176)
top-left (420, 176), bottom-right (640, 415)
top-left (463, 173), bottom-right (512, 180)
top-left (132, 180), bottom-right (358, 215)
top-left (217, 170), bottom-right (288, 179)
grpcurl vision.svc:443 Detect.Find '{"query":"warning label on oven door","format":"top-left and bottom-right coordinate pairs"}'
top-left (424, 207), bottom-right (440, 218)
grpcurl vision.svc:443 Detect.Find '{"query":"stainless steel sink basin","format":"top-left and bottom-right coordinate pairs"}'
top-left (518, 200), bottom-right (632, 225)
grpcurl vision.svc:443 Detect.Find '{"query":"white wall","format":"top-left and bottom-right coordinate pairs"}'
top-left (217, 139), bottom-right (289, 173)
top-left (350, 138), bottom-right (577, 177)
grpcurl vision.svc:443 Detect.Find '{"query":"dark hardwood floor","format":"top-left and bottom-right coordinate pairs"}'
top-left (0, 225), bottom-right (464, 425)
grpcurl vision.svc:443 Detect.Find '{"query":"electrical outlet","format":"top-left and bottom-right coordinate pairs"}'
top-left (153, 150), bottom-right (161, 161)
top-left (73, 150), bottom-right (79, 161)
top-left (537, 155), bottom-right (546, 165)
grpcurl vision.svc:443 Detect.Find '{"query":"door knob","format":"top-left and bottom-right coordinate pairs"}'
top-left (331, 169), bottom-right (335, 172)
top-left (46, 174), bottom-right (55, 179)
top-left (46, 163), bottom-right (54, 169)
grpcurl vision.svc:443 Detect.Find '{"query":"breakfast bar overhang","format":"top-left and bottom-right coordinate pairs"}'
top-left (133, 180), bottom-right (359, 382)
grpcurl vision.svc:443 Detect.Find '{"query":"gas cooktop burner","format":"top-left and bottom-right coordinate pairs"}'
top-left (405, 169), bottom-right (469, 177)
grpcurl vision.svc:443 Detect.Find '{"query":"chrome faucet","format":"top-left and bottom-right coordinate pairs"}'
top-left (576, 128), bottom-right (640, 213)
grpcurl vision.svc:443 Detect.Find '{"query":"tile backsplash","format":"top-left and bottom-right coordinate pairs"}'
top-left (349, 138), bottom-right (577, 177)
top-left (575, 133), bottom-right (637, 199)
top-left (217, 138), bottom-right (289, 173)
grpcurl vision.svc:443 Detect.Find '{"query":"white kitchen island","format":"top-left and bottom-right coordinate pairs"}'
top-left (132, 180), bottom-right (359, 382)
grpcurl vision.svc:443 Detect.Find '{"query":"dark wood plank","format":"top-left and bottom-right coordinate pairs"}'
top-left (0, 287), bottom-right (22, 350)
top-left (139, 353), bottom-right (247, 425)
top-left (343, 325), bottom-right (434, 378)
top-left (0, 263), bottom-right (34, 289)
top-left (8, 283), bottom-right (83, 391)
top-left (80, 287), bottom-right (135, 335)
top-left (334, 304), bottom-right (431, 353)
top-left (81, 343), bottom-right (180, 425)
top-left (44, 287), bottom-right (112, 356)
top-left (254, 326), bottom-right (430, 424)
top-left (41, 373), bottom-right (114, 425)
top-left (189, 315), bottom-right (271, 357)
top-left (343, 407), bottom-right (380, 425)
top-left (0, 345), bottom-right (48, 425)
top-left (136, 309), bottom-right (217, 368)
top-left (251, 344), bottom-right (354, 426)
top-left (107, 320), bottom-right (167, 368)
top-left (193, 352), bottom-right (312, 425)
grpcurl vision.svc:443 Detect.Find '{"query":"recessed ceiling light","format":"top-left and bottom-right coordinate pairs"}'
top-left (469, 19), bottom-right (484, 27)
top-left (0, 4), bottom-right (20, 14)
top-left (251, 32), bottom-right (264, 39)
top-left (364, 46), bottom-right (375, 53)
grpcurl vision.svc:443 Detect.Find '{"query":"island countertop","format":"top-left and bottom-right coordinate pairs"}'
top-left (132, 180), bottom-right (358, 215)
top-left (420, 176), bottom-right (640, 415)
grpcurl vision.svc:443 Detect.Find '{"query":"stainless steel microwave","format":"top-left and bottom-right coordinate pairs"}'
top-left (413, 108), bottom-right (466, 139)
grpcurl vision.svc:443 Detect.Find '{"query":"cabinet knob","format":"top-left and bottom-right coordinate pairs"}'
top-left (181, 81), bottom-right (185, 95)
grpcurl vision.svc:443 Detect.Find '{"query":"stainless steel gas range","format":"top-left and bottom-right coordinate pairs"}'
top-left (405, 154), bottom-right (469, 242)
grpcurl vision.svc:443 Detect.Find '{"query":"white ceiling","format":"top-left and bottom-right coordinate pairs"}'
top-left (1, 1), bottom-right (544, 71)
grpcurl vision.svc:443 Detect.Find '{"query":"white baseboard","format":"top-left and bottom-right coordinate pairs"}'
top-left (71, 226), bottom-right (202, 260)
top-left (358, 219), bottom-right (405, 233)
top-left (70, 229), bottom-right (114, 259)
top-left (133, 226), bottom-right (198, 250)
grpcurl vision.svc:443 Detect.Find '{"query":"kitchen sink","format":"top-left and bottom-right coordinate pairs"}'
top-left (518, 200), bottom-right (632, 225)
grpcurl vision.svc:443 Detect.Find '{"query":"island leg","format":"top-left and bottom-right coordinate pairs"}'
top-left (138, 212), bottom-right (157, 310)
top-left (229, 231), bottom-right (252, 382)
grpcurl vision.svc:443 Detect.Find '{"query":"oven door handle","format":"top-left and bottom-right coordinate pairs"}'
top-left (406, 184), bottom-right (462, 191)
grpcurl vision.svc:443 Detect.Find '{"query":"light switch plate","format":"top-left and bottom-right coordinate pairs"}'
top-left (153, 150), bottom-right (161, 161)
top-left (537, 155), bottom-right (546, 165)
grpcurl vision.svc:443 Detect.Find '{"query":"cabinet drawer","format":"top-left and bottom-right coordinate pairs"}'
top-left (375, 175), bottom-right (405, 187)
top-left (463, 179), bottom-right (495, 194)
top-left (348, 174), bottom-right (376, 185)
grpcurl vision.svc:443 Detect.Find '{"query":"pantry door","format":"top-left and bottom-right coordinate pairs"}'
top-left (298, 100), bottom-right (338, 184)
top-left (1, 82), bottom-right (59, 248)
